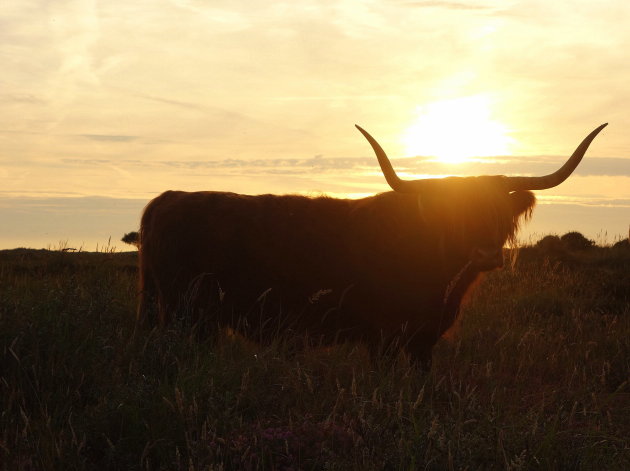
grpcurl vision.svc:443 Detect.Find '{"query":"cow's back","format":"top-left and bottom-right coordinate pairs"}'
top-left (139, 191), bottom-right (361, 327)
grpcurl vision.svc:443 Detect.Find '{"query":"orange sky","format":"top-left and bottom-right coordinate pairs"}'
top-left (1, 0), bottom-right (629, 249)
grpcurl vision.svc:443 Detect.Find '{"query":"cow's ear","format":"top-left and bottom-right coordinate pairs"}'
top-left (510, 190), bottom-right (536, 218)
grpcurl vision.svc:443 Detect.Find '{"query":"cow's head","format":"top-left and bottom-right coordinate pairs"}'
top-left (356, 123), bottom-right (607, 271)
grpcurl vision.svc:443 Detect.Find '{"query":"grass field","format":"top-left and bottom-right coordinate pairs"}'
top-left (1, 242), bottom-right (628, 470)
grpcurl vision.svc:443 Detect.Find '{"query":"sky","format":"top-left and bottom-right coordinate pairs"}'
top-left (1, 0), bottom-right (629, 250)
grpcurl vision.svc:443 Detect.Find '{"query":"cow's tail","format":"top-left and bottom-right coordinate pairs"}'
top-left (136, 198), bottom-right (159, 330)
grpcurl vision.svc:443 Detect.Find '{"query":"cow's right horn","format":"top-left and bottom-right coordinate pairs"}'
top-left (355, 124), bottom-right (419, 193)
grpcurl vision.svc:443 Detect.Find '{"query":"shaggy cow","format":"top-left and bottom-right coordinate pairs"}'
top-left (137, 123), bottom-right (606, 366)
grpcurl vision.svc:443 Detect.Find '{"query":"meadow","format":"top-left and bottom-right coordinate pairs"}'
top-left (1, 239), bottom-right (628, 470)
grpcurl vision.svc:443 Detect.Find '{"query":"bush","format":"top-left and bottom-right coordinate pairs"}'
top-left (560, 231), bottom-right (594, 251)
top-left (535, 234), bottom-right (563, 254)
top-left (121, 231), bottom-right (140, 248)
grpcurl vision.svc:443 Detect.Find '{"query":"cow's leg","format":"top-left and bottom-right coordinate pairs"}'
top-left (136, 267), bottom-right (161, 332)
top-left (405, 336), bottom-right (435, 372)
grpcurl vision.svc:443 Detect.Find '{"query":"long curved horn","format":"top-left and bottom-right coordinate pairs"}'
top-left (355, 124), bottom-right (418, 193)
top-left (357, 123), bottom-right (608, 193)
top-left (505, 123), bottom-right (608, 191)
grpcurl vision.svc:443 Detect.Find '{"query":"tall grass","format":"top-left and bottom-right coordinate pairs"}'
top-left (1, 245), bottom-right (628, 470)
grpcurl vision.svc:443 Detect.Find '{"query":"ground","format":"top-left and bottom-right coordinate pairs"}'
top-left (1, 243), bottom-right (628, 470)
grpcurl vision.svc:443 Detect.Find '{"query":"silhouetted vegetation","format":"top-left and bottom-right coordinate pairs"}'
top-left (530, 231), bottom-right (622, 267)
top-left (535, 234), bottom-right (563, 253)
top-left (1, 238), bottom-right (628, 469)
top-left (560, 231), bottom-right (595, 250)
top-left (535, 231), bottom-right (595, 253)
top-left (614, 238), bottom-right (630, 249)
top-left (121, 231), bottom-right (140, 248)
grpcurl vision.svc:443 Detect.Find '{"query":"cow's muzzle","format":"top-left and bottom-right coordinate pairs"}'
top-left (471, 247), bottom-right (504, 271)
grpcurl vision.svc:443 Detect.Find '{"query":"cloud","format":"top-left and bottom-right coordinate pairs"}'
top-left (403, 1), bottom-right (495, 11)
top-left (601, 199), bottom-right (630, 208)
top-left (62, 155), bottom-right (375, 172)
top-left (0, 190), bottom-right (85, 199)
top-left (134, 93), bottom-right (207, 111)
top-left (130, 92), bottom-right (285, 139)
top-left (475, 156), bottom-right (630, 178)
top-left (268, 95), bottom-right (399, 102)
top-left (168, 0), bottom-right (252, 32)
top-left (536, 195), bottom-right (630, 208)
top-left (0, 94), bottom-right (46, 105)
top-left (59, 153), bottom-right (630, 178)
top-left (79, 134), bottom-right (139, 142)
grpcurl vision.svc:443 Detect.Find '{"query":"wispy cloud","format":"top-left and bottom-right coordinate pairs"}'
top-left (268, 95), bottom-right (399, 102)
top-left (537, 195), bottom-right (630, 208)
top-left (403, 1), bottom-right (495, 11)
top-left (60, 154), bottom-right (630, 178)
top-left (79, 134), bottom-right (139, 142)
top-left (134, 93), bottom-right (207, 111)
top-left (0, 94), bottom-right (46, 105)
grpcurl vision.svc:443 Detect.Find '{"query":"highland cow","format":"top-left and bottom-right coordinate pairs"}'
top-left (137, 123), bottom-right (606, 367)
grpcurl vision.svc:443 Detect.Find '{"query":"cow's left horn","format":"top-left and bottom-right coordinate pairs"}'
top-left (355, 124), bottom-right (419, 193)
top-left (504, 123), bottom-right (608, 191)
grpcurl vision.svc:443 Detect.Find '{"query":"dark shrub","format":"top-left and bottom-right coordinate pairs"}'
top-left (121, 231), bottom-right (140, 248)
top-left (536, 235), bottom-right (563, 254)
top-left (560, 231), bottom-right (594, 251)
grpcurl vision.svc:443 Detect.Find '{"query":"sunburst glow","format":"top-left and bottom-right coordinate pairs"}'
top-left (402, 95), bottom-right (514, 164)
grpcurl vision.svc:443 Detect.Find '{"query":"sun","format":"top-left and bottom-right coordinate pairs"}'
top-left (402, 95), bottom-right (513, 164)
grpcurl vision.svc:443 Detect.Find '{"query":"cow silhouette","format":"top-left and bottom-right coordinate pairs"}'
top-left (137, 123), bottom-right (606, 367)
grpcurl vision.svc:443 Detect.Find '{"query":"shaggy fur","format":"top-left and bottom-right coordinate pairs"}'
top-left (138, 176), bottom-right (535, 366)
